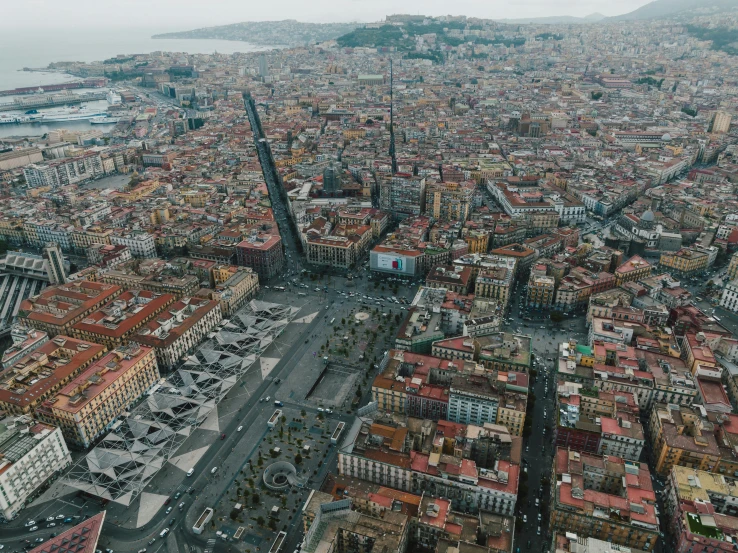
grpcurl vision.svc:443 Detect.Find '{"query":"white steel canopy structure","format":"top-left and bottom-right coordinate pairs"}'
top-left (63, 300), bottom-right (299, 505)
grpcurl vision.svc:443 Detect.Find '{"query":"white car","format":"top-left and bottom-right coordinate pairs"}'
top-left (237, 426), bottom-right (243, 432)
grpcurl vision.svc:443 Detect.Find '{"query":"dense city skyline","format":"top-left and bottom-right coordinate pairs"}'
top-left (3, 4), bottom-right (738, 553)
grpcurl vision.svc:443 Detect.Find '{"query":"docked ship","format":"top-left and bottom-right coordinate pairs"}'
top-left (107, 90), bottom-right (122, 105)
top-left (0, 114), bottom-right (35, 124)
top-left (34, 106), bottom-right (107, 122)
top-left (90, 116), bottom-right (121, 125)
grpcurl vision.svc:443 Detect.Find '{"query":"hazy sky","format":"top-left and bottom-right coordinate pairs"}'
top-left (10, 0), bottom-right (655, 30)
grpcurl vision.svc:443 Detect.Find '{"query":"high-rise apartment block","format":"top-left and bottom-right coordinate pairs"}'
top-left (380, 175), bottom-right (427, 218)
top-left (708, 110), bottom-right (732, 134)
top-left (42, 242), bottom-right (67, 285)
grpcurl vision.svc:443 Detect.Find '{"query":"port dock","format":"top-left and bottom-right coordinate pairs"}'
top-left (0, 90), bottom-right (107, 112)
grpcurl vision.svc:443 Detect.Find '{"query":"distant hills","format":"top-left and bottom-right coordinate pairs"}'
top-left (152, 20), bottom-right (360, 48)
top-left (609, 0), bottom-right (738, 20)
top-left (495, 13), bottom-right (605, 25)
top-left (496, 0), bottom-right (738, 24)
top-left (151, 0), bottom-right (738, 52)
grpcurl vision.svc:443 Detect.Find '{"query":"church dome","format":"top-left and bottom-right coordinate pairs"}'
top-left (641, 210), bottom-right (655, 222)
top-left (661, 133), bottom-right (672, 141)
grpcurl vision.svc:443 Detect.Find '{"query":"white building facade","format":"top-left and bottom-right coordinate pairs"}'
top-left (0, 417), bottom-right (71, 521)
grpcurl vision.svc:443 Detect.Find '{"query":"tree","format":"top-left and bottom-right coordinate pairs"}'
top-left (252, 493), bottom-right (260, 505)
top-left (256, 515), bottom-right (265, 526)
top-left (355, 387), bottom-right (362, 398)
top-left (550, 311), bottom-right (565, 323)
top-left (268, 519), bottom-right (277, 531)
top-left (295, 453), bottom-right (303, 465)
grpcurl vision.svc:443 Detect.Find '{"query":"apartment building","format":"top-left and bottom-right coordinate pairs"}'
top-left (649, 403), bottom-right (720, 476)
top-left (720, 280), bottom-right (738, 314)
top-left (425, 181), bottom-right (476, 222)
top-left (87, 244), bottom-right (132, 269)
top-left (396, 305), bottom-right (445, 354)
top-left (475, 266), bottom-right (514, 309)
top-left (1, 328), bottom-right (49, 369)
top-left (23, 152), bottom-right (106, 188)
top-left (664, 465), bottom-right (738, 553)
top-left (109, 231), bottom-right (157, 258)
top-left (306, 234), bottom-right (362, 269)
top-left (371, 349), bottom-right (458, 415)
top-left (21, 220), bottom-right (74, 251)
top-left (586, 288), bottom-right (633, 324)
top-left (727, 252), bottom-right (738, 282)
top-left (338, 421), bottom-right (413, 492)
top-left (337, 419), bottom-right (519, 516)
top-left (379, 174), bottom-right (427, 218)
top-left (98, 263), bottom-right (200, 299)
top-left (207, 267), bottom-right (258, 316)
top-left (72, 227), bottom-right (112, 252)
top-left (36, 344), bottom-right (159, 448)
top-left (71, 290), bottom-right (175, 349)
top-left (235, 233), bottom-right (284, 280)
top-left (301, 491), bottom-right (409, 553)
top-left (372, 374), bottom-right (408, 414)
top-left (426, 266), bottom-right (472, 295)
top-left (553, 533), bottom-right (649, 553)
top-left (489, 244), bottom-right (537, 275)
top-left (464, 298), bottom-right (504, 337)
top-left (526, 273), bottom-right (555, 309)
top-left (133, 297), bottom-right (222, 370)
top-left (432, 333), bottom-right (532, 374)
top-left (708, 110), bottom-right (732, 134)
top-left (448, 374), bottom-right (500, 426)
top-left (549, 449), bottom-right (659, 551)
top-left (0, 336), bottom-right (106, 415)
top-left (614, 256), bottom-right (652, 286)
top-left (659, 248), bottom-right (710, 276)
top-left (0, 416), bottom-right (72, 521)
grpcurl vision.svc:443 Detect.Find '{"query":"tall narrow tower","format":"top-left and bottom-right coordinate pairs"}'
top-left (388, 58), bottom-right (397, 175)
top-left (42, 242), bottom-right (67, 285)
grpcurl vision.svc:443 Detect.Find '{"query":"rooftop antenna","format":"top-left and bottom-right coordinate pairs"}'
top-left (389, 58), bottom-right (397, 174)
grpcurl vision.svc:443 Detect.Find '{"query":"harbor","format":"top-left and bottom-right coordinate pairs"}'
top-left (0, 78), bottom-right (107, 96)
top-left (0, 89), bottom-right (108, 112)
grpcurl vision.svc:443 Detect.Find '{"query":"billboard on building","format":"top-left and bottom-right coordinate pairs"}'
top-left (370, 250), bottom-right (416, 276)
top-left (377, 254), bottom-right (404, 271)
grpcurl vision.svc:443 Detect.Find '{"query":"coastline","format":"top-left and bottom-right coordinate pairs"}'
top-left (150, 35), bottom-right (288, 49)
